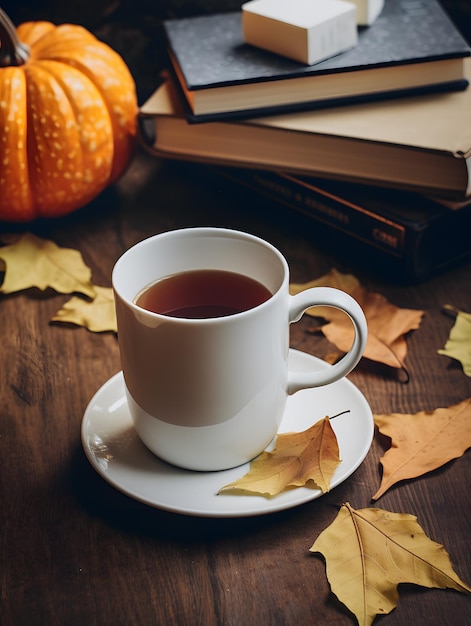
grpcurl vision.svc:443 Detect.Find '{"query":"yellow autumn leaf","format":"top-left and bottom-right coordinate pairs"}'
top-left (372, 397), bottom-right (471, 500)
top-left (51, 286), bottom-right (117, 333)
top-left (311, 502), bottom-right (471, 626)
top-left (290, 268), bottom-right (424, 369)
top-left (0, 233), bottom-right (95, 297)
top-left (438, 305), bottom-right (471, 376)
top-left (219, 416), bottom-right (341, 496)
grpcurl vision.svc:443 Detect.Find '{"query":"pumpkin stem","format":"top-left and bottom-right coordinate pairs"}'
top-left (0, 8), bottom-right (30, 67)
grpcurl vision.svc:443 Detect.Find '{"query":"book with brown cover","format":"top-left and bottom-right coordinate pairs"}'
top-left (139, 60), bottom-right (471, 199)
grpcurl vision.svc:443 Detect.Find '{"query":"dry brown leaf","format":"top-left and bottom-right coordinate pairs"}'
top-left (311, 502), bottom-right (471, 626)
top-left (373, 397), bottom-right (471, 500)
top-left (290, 268), bottom-right (424, 369)
top-left (51, 286), bottom-right (117, 333)
top-left (219, 416), bottom-right (340, 496)
top-left (0, 232), bottom-right (95, 297)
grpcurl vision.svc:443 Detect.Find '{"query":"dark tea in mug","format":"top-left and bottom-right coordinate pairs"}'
top-left (135, 269), bottom-right (272, 318)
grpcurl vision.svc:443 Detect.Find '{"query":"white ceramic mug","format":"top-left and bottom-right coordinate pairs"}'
top-left (112, 227), bottom-right (367, 471)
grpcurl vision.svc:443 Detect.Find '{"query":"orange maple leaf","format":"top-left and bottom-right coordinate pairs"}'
top-left (290, 269), bottom-right (424, 369)
top-left (373, 397), bottom-right (471, 500)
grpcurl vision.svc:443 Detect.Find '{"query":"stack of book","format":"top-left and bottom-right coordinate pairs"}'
top-left (139, 0), bottom-right (471, 282)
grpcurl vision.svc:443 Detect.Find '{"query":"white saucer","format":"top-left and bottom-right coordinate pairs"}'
top-left (82, 349), bottom-right (374, 518)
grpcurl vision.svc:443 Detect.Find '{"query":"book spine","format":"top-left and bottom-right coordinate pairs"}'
top-left (220, 168), bottom-right (471, 281)
top-left (229, 170), bottom-right (409, 259)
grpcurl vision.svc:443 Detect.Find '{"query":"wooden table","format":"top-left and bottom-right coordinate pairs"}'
top-left (1, 151), bottom-right (470, 625)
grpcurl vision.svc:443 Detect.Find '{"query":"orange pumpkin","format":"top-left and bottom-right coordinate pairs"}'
top-left (0, 9), bottom-right (138, 221)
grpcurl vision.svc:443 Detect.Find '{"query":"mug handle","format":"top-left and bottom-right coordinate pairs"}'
top-left (287, 287), bottom-right (368, 394)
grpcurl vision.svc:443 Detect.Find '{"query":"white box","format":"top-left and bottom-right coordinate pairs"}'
top-left (242, 0), bottom-right (358, 66)
top-left (349, 0), bottom-right (384, 26)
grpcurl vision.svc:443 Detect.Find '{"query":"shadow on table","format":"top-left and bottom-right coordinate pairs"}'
top-left (68, 443), bottom-right (355, 543)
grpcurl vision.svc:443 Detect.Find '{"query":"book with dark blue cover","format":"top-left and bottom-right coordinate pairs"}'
top-left (163, 0), bottom-right (470, 121)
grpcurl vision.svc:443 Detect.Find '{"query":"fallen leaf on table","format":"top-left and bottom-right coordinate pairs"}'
top-left (290, 269), bottom-right (424, 369)
top-left (219, 416), bottom-right (341, 496)
top-left (311, 502), bottom-right (471, 626)
top-left (51, 286), bottom-right (117, 333)
top-left (438, 305), bottom-right (471, 376)
top-left (372, 397), bottom-right (471, 500)
top-left (0, 233), bottom-right (95, 297)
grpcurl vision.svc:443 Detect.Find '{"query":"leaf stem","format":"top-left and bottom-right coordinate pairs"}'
top-left (441, 304), bottom-right (460, 318)
top-left (329, 410), bottom-right (351, 420)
